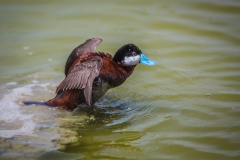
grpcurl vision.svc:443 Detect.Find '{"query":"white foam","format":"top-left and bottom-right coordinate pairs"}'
top-left (31, 80), bottom-right (39, 84)
top-left (0, 84), bottom-right (49, 138)
top-left (22, 46), bottom-right (29, 50)
top-left (6, 82), bottom-right (17, 86)
top-left (0, 121), bottom-right (36, 138)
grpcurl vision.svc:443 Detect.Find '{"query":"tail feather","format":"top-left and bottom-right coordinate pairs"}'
top-left (22, 101), bottom-right (46, 106)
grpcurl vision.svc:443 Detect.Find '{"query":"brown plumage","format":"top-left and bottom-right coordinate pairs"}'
top-left (44, 52), bottom-right (135, 111)
top-left (23, 37), bottom-right (156, 111)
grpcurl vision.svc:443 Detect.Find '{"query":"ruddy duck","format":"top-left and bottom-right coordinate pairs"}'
top-left (23, 37), bottom-right (156, 111)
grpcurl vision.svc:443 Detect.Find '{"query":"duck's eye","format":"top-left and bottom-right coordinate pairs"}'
top-left (132, 52), bottom-right (136, 56)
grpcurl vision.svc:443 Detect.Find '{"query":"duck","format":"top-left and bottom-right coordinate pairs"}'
top-left (23, 37), bottom-right (156, 111)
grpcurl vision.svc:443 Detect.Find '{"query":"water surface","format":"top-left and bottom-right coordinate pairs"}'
top-left (0, 0), bottom-right (240, 159)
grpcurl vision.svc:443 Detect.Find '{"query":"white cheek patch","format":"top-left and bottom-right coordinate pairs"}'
top-left (122, 55), bottom-right (141, 66)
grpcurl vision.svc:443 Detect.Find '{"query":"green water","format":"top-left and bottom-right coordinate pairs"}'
top-left (0, 0), bottom-right (240, 159)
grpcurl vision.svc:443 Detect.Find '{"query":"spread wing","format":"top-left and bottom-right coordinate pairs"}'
top-left (64, 37), bottom-right (102, 75)
top-left (57, 57), bottom-right (102, 107)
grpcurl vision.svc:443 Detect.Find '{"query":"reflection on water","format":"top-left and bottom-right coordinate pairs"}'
top-left (0, 0), bottom-right (240, 159)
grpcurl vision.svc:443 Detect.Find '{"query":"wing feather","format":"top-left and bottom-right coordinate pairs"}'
top-left (84, 67), bottom-right (98, 109)
top-left (56, 57), bottom-right (102, 107)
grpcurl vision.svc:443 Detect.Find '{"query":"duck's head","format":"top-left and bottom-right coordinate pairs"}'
top-left (113, 44), bottom-right (157, 66)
